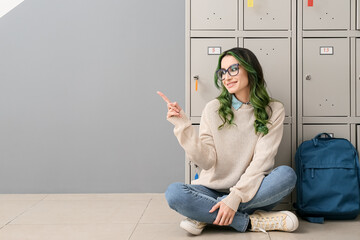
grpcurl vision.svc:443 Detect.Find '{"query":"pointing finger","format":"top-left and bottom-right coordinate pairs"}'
top-left (157, 91), bottom-right (171, 104)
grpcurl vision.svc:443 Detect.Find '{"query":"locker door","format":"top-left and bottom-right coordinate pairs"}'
top-left (244, 38), bottom-right (291, 116)
top-left (302, 125), bottom-right (351, 141)
top-left (357, 39), bottom-right (360, 116)
top-left (302, 0), bottom-right (350, 30)
top-left (274, 124), bottom-right (292, 168)
top-left (188, 125), bottom-right (202, 181)
top-left (274, 124), bottom-right (292, 208)
top-left (243, 0), bottom-right (291, 30)
top-left (358, 0), bottom-right (360, 30)
top-left (191, 0), bottom-right (237, 30)
top-left (303, 38), bottom-right (350, 117)
top-left (190, 38), bottom-right (237, 117)
top-left (357, 125), bottom-right (360, 153)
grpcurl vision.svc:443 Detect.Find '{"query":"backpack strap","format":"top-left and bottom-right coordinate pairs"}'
top-left (355, 150), bottom-right (360, 208)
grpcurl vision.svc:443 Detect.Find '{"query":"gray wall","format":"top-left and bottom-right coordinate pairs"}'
top-left (0, 0), bottom-right (185, 193)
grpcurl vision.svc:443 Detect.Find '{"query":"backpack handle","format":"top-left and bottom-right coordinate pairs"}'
top-left (312, 133), bottom-right (333, 146)
top-left (314, 133), bottom-right (333, 139)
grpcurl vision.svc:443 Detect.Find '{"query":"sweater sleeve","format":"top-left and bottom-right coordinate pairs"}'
top-left (221, 103), bottom-right (285, 211)
top-left (167, 107), bottom-right (216, 170)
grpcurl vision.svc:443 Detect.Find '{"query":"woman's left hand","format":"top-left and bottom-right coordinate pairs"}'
top-left (209, 201), bottom-right (235, 226)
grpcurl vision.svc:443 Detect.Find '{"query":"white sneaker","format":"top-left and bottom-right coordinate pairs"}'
top-left (180, 218), bottom-right (207, 235)
top-left (249, 210), bottom-right (299, 232)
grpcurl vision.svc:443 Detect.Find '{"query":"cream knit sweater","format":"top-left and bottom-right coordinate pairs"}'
top-left (168, 99), bottom-right (285, 212)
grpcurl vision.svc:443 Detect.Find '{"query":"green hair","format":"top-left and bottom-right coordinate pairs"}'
top-left (214, 48), bottom-right (272, 135)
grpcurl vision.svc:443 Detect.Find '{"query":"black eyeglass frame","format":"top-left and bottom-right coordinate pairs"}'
top-left (216, 63), bottom-right (240, 81)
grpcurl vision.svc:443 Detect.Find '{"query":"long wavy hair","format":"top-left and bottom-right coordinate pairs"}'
top-left (214, 47), bottom-right (273, 135)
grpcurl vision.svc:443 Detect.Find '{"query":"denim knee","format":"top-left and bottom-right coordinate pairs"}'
top-left (165, 182), bottom-right (184, 210)
top-left (274, 165), bottom-right (297, 189)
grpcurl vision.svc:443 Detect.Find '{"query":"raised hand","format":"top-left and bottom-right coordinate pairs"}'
top-left (157, 91), bottom-right (182, 119)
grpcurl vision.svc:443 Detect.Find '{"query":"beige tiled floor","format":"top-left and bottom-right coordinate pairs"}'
top-left (0, 194), bottom-right (359, 240)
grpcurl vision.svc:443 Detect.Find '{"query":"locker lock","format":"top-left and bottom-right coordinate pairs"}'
top-left (305, 75), bottom-right (311, 80)
top-left (193, 75), bottom-right (199, 91)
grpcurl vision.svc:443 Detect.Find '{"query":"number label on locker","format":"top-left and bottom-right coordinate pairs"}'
top-left (320, 46), bottom-right (333, 55)
top-left (208, 47), bottom-right (222, 55)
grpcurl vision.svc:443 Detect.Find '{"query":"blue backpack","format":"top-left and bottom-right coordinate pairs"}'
top-left (294, 133), bottom-right (360, 223)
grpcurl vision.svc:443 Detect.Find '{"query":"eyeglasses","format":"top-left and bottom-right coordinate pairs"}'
top-left (216, 63), bottom-right (240, 81)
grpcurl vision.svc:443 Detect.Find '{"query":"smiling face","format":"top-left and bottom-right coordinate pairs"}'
top-left (220, 55), bottom-right (251, 102)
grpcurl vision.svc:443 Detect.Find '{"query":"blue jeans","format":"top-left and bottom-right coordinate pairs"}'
top-left (165, 165), bottom-right (297, 232)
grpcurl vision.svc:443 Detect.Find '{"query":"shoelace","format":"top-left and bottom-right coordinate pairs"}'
top-left (252, 215), bottom-right (285, 232)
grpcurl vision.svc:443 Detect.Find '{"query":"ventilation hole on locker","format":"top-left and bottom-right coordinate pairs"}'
top-left (319, 104), bottom-right (322, 106)
top-left (260, 18), bottom-right (263, 20)
top-left (332, 18), bottom-right (335, 20)
top-left (207, 18), bottom-right (209, 20)
top-left (266, 53), bottom-right (269, 55)
top-left (326, 12), bottom-right (328, 15)
top-left (273, 18), bottom-right (275, 20)
top-left (213, 13), bottom-right (215, 15)
top-left (320, 18), bottom-right (322, 20)
top-left (266, 13), bottom-right (269, 15)
top-left (332, 104), bottom-right (334, 106)
top-left (325, 99), bottom-right (328, 101)
top-left (273, 48), bottom-right (275, 51)
top-left (219, 18), bottom-right (222, 20)
top-left (260, 48), bottom-right (262, 50)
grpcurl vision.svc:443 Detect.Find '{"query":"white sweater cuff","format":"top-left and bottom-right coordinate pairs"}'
top-left (167, 109), bottom-right (190, 127)
top-left (221, 191), bottom-right (242, 212)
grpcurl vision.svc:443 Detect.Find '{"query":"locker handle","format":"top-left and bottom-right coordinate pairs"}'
top-left (305, 75), bottom-right (311, 80)
top-left (193, 75), bottom-right (199, 91)
top-left (308, 0), bottom-right (313, 7)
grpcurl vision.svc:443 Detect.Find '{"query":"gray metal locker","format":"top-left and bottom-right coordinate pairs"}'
top-left (357, 0), bottom-right (360, 30)
top-left (302, 38), bottom-right (350, 117)
top-left (274, 124), bottom-right (292, 168)
top-left (188, 125), bottom-right (201, 181)
top-left (190, 0), bottom-right (237, 30)
top-left (244, 38), bottom-right (291, 116)
top-left (302, 124), bottom-right (351, 141)
top-left (273, 124), bottom-right (292, 208)
top-left (302, 0), bottom-right (350, 30)
top-left (357, 38), bottom-right (360, 116)
top-left (190, 38), bottom-right (237, 117)
top-left (357, 125), bottom-right (360, 153)
top-left (243, 0), bottom-right (291, 30)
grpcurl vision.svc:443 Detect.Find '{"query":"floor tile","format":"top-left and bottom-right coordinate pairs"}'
top-left (0, 194), bottom-right (47, 201)
top-left (0, 224), bottom-right (135, 240)
top-left (269, 216), bottom-right (360, 240)
top-left (0, 200), bottom-right (41, 228)
top-left (130, 223), bottom-right (269, 240)
top-left (139, 198), bottom-right (184, 224)
top-left (11, 200), bottom-right (150, 224)
top-left (44, 193), bottom-right (160, 201)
